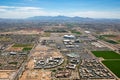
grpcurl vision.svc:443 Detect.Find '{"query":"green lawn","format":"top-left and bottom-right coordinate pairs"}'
top-left (22, 47), bottom-right (32, 51)
top-left (105, 40), bottom-right (118, 44)
top-left (9, 62), bottom-right (18, 65)
top-left (102, 35), bottom-right (117, 37)
top-left (102, 60), bottom-right (120, 78)
top-left (12, 44), bottom-right (33, 47)
top-left (97, 35), bottom-right (119, 44)
top-left (92, 51), bottom-right (120, 59)
top-left (118, 40), bottom-right (120, 42)
top-left (71, 30), bottom-right (81, 34)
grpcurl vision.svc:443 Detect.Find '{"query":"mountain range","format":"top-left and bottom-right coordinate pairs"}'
top-left (0, 16), bottom-right (120, 23)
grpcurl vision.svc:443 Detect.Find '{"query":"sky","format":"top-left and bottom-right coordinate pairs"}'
top-left (0, 0), bottom-right (120, 19)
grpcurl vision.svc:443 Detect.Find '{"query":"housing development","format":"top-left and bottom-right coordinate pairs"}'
top-left (0, 22), bottom-right (120, 80)
top-left (1, 0), bottom-right (120, 80)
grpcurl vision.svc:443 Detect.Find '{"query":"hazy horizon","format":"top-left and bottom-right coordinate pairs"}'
top-left (0, 0), bottom-right (120, 19)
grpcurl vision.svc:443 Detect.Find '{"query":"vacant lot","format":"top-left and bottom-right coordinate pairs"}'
top-left (20, 70), bottom-right (51, 80)
top-left (0, 37), bottom-right (12, 42)
top-left (92, 51), bottom-right (120, 59)
top-left (102, 60), bottom-right (120, 78)
top-left (6, 47), bottom-right (23, 52)
top-left (41, 32), bottom-right (51, 37)
top-left (0, 70), bottom-right (16, 79)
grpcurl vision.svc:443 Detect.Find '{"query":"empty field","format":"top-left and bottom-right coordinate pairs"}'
top-left (102, 60), bottom-right (120, 78)
top-left (0, 37), bottom-right (12, 42)
top-left (92, 51), bottom-right (120, 59)
top-left (6, 47), bottom-right (23, 52)
top-left (0, 71), bottom-right (16, 79)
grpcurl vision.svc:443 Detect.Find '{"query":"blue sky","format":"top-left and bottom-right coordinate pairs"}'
top-left (0, 0), bottom-right (120, 18)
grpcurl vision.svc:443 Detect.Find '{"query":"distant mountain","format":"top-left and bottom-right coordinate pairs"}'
top-left (27, 16), bottom-right (120, 23)
top-left (0, 16), bottom-right (120, 23)
top-left (27, 16), bottom-right (94, 22)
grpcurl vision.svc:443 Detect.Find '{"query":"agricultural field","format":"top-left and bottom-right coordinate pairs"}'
top-left (92, 51), bottom-right (120, 59)
top-left (102, 60), bottom-right (120, 78)
top-left (105, 40), bottom-right (118, 44)
top-left (92, 51), bottom-right (120, 78)
top-left (98, 35), bottom-right (120, 44)
top-left (101, 35), bottom-right (117, 37)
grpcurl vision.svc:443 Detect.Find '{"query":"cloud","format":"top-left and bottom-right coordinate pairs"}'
top-left (0, 6), bottom-right (15, 9)
top-left (0, 6), bottom-right (120, 19)
top-left (0, 6), bottom-right (43, 11)
top-left (62, 11), bottom-right (120, 18)
top-left (0, 6), bottom-right (60, 18)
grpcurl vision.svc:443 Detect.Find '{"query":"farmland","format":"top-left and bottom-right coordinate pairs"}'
top-left (92, 51), bottom-right (120, 59)
top-left (98, 35), bottom-right (120, 44)
top-left (102, 60), bottom-right (120, 78)
top-left (92, 51), bottom-right (120, 78)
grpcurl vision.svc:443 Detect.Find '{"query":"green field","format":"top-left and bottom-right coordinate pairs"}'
top-left (102, 60), bottom-right (120, 78)
top-left (105, 40), bottom-right (118, 44)
top-left (92, 51), bottom-right (120, 59)
top-left (97, 35), bottom-right (119, 44)
top-left (71, 30), bottom-right (81, 34)
top-left (102, 35), bottom-right (117, 37)
top-left (92, 51), bottom-right (120, 78)
top-left (22, 47), bottom-right (32, 51)
top-left (9, 62), bottom-right (18, 65)
top-left (117, 40), bottom-right (120, 43)
top-left (12, 44), bottom-right (33, 47)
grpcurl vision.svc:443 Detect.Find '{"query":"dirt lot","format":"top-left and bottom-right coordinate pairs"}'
top-left (26, 59), bottom-right (34, 70)
top-left (20, 55), bottom-right (51, 80)
top-left (0, 30), bottom-right (41, 35)
top-left (34, 44), bottom-right (48, 51)
top-left (107, 35), bottom-right (120, 41)
top-left (33, 44), bottom-right (62, 58)
top-left (20, 43), bottom-right (63, 80)
top-left (6, 47), bottom-right (23, 52)
top-left (20, 56), bottom-right (51, 80)
top-left (0, 70), bottom-right (16, 79)
top-left (20, 69), bottom-right (51, 80)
